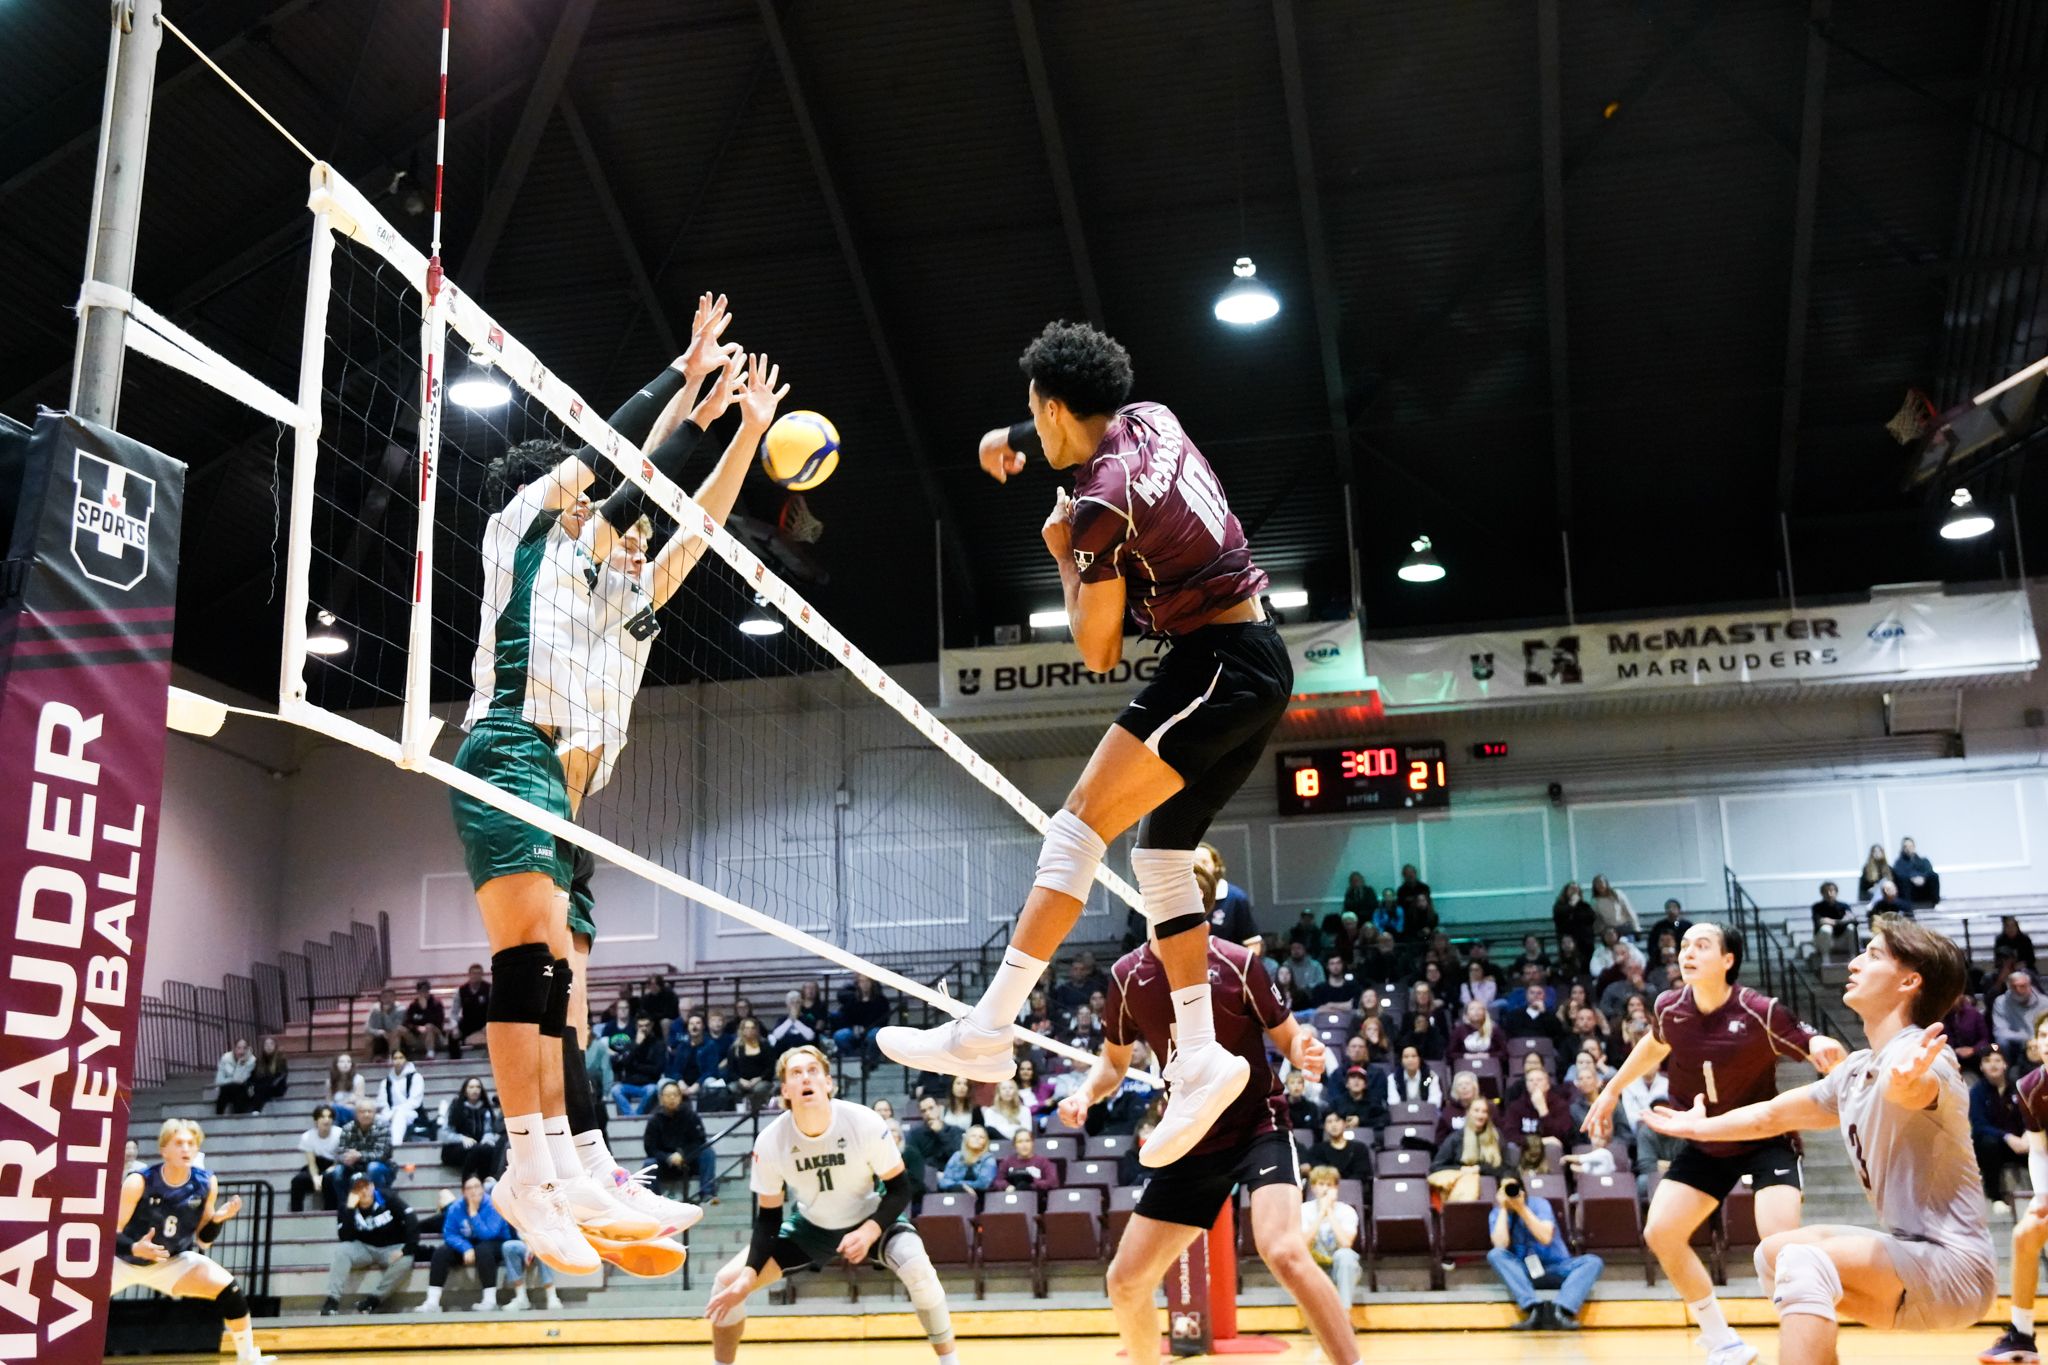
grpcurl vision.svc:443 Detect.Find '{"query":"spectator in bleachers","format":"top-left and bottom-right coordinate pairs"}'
top-left (1329, 911), bottom-right (1362, 964)
top-left (1287, 908), bottom-right (1324, 955)
top-left (1555, 981), bottom-right (1592, 1031)
top-left (1570, 1006), bottom-right (1612, 1059)
top-left (1307, 1109), bottom-right (1371, 1182)
top-left (939, 1124), bottom-right (998, 1191)
top-left (1461, 960), bottom-right (1498, 1013)
top-left (765, 990), bottom-right (819, 1061)
top-left (1452, 998), bottom-right (1506, 1065)
top-left (1970, 1047), bottom-right (2028, 1210)
top-left (1384, 1044), bottom-right (1444, 1108)
top-left (1052, 956), bottom-right (1097, 1021)
top-left (1994, 972), bottom-right (2048, 1057)
top-left (638, 973), bottom-right (680, 1024)
top-left (1066, 1003), bottom-right (1105, 1054)
top-left (1587, 927), bottom-right (1626, 982)
top-left (1356, 1015), bottom-right (1394, 1066)
top-left (1283, 940), bottom-right (1326, 994)
top-left (1431, 1099), bottom-right (1516, 1198)
top-left (1487, 1173), bottom-right (1604, 1329)
top-left (1502, 1062), bottom-right (1573, 1164)
top-left (378, 1048), bottom-right (426, 1142)
top-left (422, 1174), bottom-right (524, 1312)
top-left (455, 963), bottom-right (490, 1051)
top-left (1196, 843), bottom-right (1261, 951)
top-left (326, 1100), bottom-right (395, 1209)
top-left (1648, 899), bottom-right (1691, 956)
top-left (907, 1095), bottom-right (963, 1176)
top-left (598, 999), bottom-right (636, 1059)
top-left (1892, 836), bottom-right (1939, 905)
top-left (644, 1080), bottom-right (717, 1205)
top-left (213, 1039), bottom-right (256, 1115)
top-left (980, 1079), bottom-right (1033, 1141)
top-left (1337, 1035), bottom-right (1373, 1076)
top-left (1511, 935), bottom-right (1549, 976)
top-left (1417, 958), bottom-right (1451, 1008)
top-left (1856, 843), bottom-right (1891, 900)
top-left (1503, 983), bottom-right (1566, 1046)
top-left (719, 1016), bottom-right (773, 1113)
top-left (1371, 893), bottom-right (1404, 945)
top-left (1300, 1164), bottom-right (1362, 1306)
top-left (1284, 1071), bottom-right (1321, 1132)
top-left (1867, 877), bottom-right (1916, 918)
top-left (830, 974), bottom-right (892, 1070)
top-left (1309, 955), bottom-right (1357, 1010)
top-left (1330, 1066), bottom-right (1379, 1132)
top-left (327, 1054), bottom-right (365, 1124)
top-left (1354, 985), bottom-right (1388, 1026)
top-left (362, 988), bottom-right (405, 1060)
top-left (320, 1173), bottom-right (416, 1315)
top-left (439, 1076), bottom-right (504, 1182)
top-left (1567, 1062), bottom-right (1621, 1138)
top-left (940, 1075), bottom-right (984, 1132)
top-left (1810, 882), bottom-right (1853, 952)
top-left (1946, 991), bottom-right (1992, 1074)
top-left (1407, 892), bottom-right (1440, 947)
top-left (249, 1036), bottom-right (290, 1113)
top-left (292, 1104), bottom-right (342, 1212)
top-left (1358, 930), bottom-right (1403, 987)
top-left (1342, 871), bottom-right (1375, 922)
top-left (998, 1128), bottom-right (1061, 1194)
top-left (1598, 957), bottom-right (1653, 1020)
top-left (1997, 917), bottom-right (2039, 975)
top-left (1013, 1059), bottom-right (1047, 1116)
top-left (1552, 882), bottom-right (1595, 972)
top-left (1588, 874), bottom-right (1637, 938)
top-left (1117, 1117), bottom-right (1158, 1185)
top-left (796, 981), bottom-right (827, 1031)
top-left (1396, 862), bottom-right (1430, 916)
top-left (726, 997), bottom-right (757, 1040)
top-left (1397, 1007), bottom-right (1446, 1065)
top-left (402, 979), bottom-right (451, 1060)
top-left (1273, 965), bottom-right (1308, 1016)
top-left (1434, 1072), bottom-right (1486, 1145)
top-left (123, 1137), bottom-right (145, 1176)
top-left (1499, 963), bottom-right (1544, 1015)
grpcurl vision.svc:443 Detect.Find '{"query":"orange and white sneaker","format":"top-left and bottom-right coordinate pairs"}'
top-left (560, 1172), bottom-right (663, 1242)
top-left (586, 1232), bottom-right (688, 1278)
top-left (491, 1175), bottom-right (601, 1277)
top-left (601, 1164), bottom-right (703, 1238)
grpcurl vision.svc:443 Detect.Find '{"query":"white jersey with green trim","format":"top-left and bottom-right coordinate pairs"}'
top-left (749, 1100), bottom-right (900, 1229)
top-left (581, 561), bottom-right (658, 797)
top-left (463, 479), bottom-right (604, 732)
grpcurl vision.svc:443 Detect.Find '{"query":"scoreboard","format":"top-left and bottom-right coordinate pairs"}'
top-left (1275, 741), bottom-right (1450, 816)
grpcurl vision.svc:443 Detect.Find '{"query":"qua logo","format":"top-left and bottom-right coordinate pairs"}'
top-left (1303, 643), bottom-right (1341, 664)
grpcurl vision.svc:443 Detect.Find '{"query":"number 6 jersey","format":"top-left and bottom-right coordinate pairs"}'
top-left (1067, 402), bottom-right (1268, 637)
top-left (748, 1099), bottom-right (902, 1230)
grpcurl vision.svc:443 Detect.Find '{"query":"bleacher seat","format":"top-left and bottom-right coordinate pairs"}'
top-left (1367, 1177), bottom-right (1441, 1291)
top-left (1065, 1159), bottom-right (1117, 1193)
top-left (977, 1193), bottom-right (1042, 1298)
top-left (1042, 1187), bottom-right (1104, 1269)
top-left (912, 1200), bottom-right (975, 1290)
top-left (1038, 1134), bottom-right (1079, 1164)
top-left (1042, 1107), bottom-right (1087, 1136)
top-left (1379, 1123), bottom-right (1432, 1152)
top-left (1573, 1172), bottom-right (1648, 1284)
top-left (1507, 1037), bottom-right (1557, 1070)
top-left (1107, 1186), bottom-right (1141, 1247)
top-left (1437, 1179), bottom-right (1497, 1260)
top-left (1313, 1007), bottom-right (1354, 1034)
top-left (1388, 1100), bottom-right (1438, 1129)
top-left (1375, 1148), bottom-right (1428, 1178)
top-left (1084, 1134), bottom-right (1132, 1161)
top-left (1641, 1171), bottom-right (1723, 1283)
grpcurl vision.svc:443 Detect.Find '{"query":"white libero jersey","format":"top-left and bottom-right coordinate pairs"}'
top-left (1809, 1025), bottom-right (1994, 1261)
top-left (463, 478), bottom-right (603, 731)
top-left (582, 562), bottom-right (659, 796)
top-left (749, 1100), bottom-right (900, 1229)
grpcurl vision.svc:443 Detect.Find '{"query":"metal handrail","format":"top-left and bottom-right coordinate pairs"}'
top-left (1725, 866), bottom-right (1856, 1043)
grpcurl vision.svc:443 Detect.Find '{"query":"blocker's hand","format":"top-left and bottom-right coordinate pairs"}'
top-left (689, 351), bottom-right (748, 428)
top-left (681, 293), bottom-right (738, 378)
top-left (735, 354), bottom-right (790, 434)
top-left (837, 1220), bottom-right (882, 1266)
top-left (979, 426), bottom-right (1026, 483)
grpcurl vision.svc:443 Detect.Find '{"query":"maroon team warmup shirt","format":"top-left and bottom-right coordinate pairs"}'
top-left (1066, 402), bottom-right (1268, 637)
top-left (2017, 1065), bottom-right (2048, 1132)
top-left (1652, 984), bottom-right (1817, 1157)
top-left (1104, 938), bottom-right (1290, 1160)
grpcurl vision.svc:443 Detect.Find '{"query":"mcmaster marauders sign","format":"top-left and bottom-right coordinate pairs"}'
top-left (0, 411), bottom-right (185, 1365)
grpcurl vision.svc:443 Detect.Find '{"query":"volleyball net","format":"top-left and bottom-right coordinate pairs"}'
top-left (99, 156), bottom-right (1144, 1077)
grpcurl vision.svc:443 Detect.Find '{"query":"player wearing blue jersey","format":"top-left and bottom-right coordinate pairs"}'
top-left (112, 1119), bottom-right (273, 1363)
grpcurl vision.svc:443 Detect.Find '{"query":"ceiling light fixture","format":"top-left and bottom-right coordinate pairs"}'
top-left (1267, 589), bottom-right (1309, 610)
top-left (739, 594), bottom-right (784, 637)
top-left (1213, 257), bottom-right (1279, 326)
top-left (449, 347), bottom-right (511, 410)
top-left (306, 609), bottom-right (350, 657)
top-left (1028, 608), bottom-right (1070, 630)
top-left (1397, 536), bottom-right (1446, 583)
top-left (1939, 488), bottom-right (1994, 540)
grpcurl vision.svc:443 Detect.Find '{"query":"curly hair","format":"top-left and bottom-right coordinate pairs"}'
top-left (485, 437), bottom-right (566, 510)
top-left (1018, 321), bottom-right (1133, 417)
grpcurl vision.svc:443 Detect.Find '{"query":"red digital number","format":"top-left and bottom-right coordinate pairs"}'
top-left (1407, 760), bottom-right (1428, 792)
top-left (1294, 768), bottom-right (1321, 799)
top-left (1341, 747), bottom-right (1397, 779)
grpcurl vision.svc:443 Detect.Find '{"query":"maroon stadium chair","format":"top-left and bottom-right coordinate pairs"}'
top-left (1085, 1134), bottom-right (1133, 1162)
top-left (1042, 1187), bottom-right (1106, 1270)
top-left (1237, 1189), bottom-right (1257, 1257)
top-left (1038, 1134), bottom-right (1079, 1164)
top-left (1380, 1122), bottom-right (1433, 1152)
top-left (1107, 1186), bottom-right (1141, 1247)
top-left (1720, 1180), bottom-right (1758, 1283)
top-left (1367, 1176), bottom-right (1442, 1291)
top-left (1389, 1100), bottom-right (1439, 1130)
top-left (1317, 1028), bottom-right (1349, 1053)
top-left (1313, 1007), bottom-right (1355, 1034)
top-left (1066, 1159), bottom-right (1117, 1194)
top-left (1336, 1177), bottom-right (1366, 1211)
top-left (1468, 1056), bottom-right (1503, 1100)
top-left (1375, 1148), bottom-right (1429, 1179)
top-left (1425, 1060), bottom-right (1450, 1096)
top-left (1506, 1037), bottom-right (1558, 1071)
top-left (1524, 1172), bottom-right (1568, 1204)
top-left (1438, 1178), bottom-right (1498, 1260)
top-left (977, 1193), bottom-right (1043, 1297)
top-left (1641, 1172), bottom-right (1724, 1284)
top-left (922, 1163), bottom-right (943, 1192)
top-left (1293, 1128), bottom-right (1313, 1150)
top-left (913, 1198), bottom-right (977, 1296)
top-left (1573, 1172), bottom-right (1649, 1284)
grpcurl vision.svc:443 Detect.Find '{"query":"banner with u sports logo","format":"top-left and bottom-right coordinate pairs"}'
top-left (1366, 588), bottom-right (2038, 710)
top-left (939, 618), bottom-right (1371, 712)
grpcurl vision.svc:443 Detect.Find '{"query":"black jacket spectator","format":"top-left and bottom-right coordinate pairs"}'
top-left (638, 977), bottom-right (681, 1023)
top-left (1995, 920), bottom-right (2038, 975)
top-left (905, 1108), bottom-right (963, 1177)
top-left (1502, 991), bottom-right (1567, 1044)
top-left (439, 1086), bottom-right (503, 1181)
top-left (1307, 1134), bottom-right (1372, 1184)
top-left (644, 1098), bottom-right (710, 1169)
top-left (833, 980), bottom-right (892, 1033)
top-left (1209, 881), bottom-right (1258, 946)
top-left (1309, 969), bottom-right (1359, 1010)
top-left (1429, 1129), bottom-right (1517, 1180)
top-left (1892, 842), bottom-right (1939, 905)
top-left (1552, 889), bottom-right (1596, 973)
top-left (1397, 1011), bottom-right (1447, 1063)
top-left (456, 971), bottom-right (491, 1042)
top-left (338, 1187), bottom-right (415, 1250)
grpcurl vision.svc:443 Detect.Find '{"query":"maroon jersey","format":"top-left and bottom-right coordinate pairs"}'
top-left (1104, 938), bottom-right (1289, 1159)
top-left (2018, 1065), bottom-right (2048, 1133)
top-left (1652, 985), bottom-right (1817, 1157)
top-left (1067, 402), bottom-right (1269, 636)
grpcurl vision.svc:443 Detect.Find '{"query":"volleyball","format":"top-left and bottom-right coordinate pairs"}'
top-left (760, 410), bottom-right (839, 491)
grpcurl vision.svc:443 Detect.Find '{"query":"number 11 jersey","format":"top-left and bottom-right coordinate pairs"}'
top-left (748, 1099), bottom-right (900, 1230)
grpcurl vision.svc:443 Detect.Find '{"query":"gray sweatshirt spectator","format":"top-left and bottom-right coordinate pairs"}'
top-left (1993, 973), bottom-right (2048, 1055)
top-left (214, 1039), bottom-right (257, 1115)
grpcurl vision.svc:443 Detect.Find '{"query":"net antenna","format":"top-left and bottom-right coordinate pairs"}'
top-left (84, 21), bottom-right (1152, 1080)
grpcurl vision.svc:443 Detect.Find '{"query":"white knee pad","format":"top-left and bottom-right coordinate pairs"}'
top-left (884, 1235), bottom-right (951, 1342)
top-left (712, 1298), bottom-right (748, 1328)
top-left (1130, 847), bottom-right (1201, 929)
top-left (1033, 809), bottom-right (1107, 901)
top-left (1768, 1243), bottom-right (1842, 1322)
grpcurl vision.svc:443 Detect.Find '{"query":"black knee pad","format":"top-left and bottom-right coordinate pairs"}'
top-left (560, 1029), bottom-right (603, 1135)
top-left (487, 943), bottom-right (555, 1025)
top-left (1137, 804), bottom-right (1210, 852)
top-left (215, 1280), bottom-right (249, 1320)
top-left (1153, 913), bottom-right (1208, 940)
top-left (541, 956), bottom-right (573, 1038)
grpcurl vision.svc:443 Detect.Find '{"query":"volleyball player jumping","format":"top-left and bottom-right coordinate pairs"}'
top-left (1583, 923), bottom-right (1844, 1365)
top-left (881, 321), bottom-right (1291, 1167)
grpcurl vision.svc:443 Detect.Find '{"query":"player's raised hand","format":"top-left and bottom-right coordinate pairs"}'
top-left (689, 350), bottom-right (749, 427)
top-left (1884, 1021), bottom-right (1947, 1106)
top-left (1641, 1093), bottom-right (1709, 1140)
top-left (978, 426), bottom-right (1027, 483)
top-left (836, 1220), bottom-right (882, 1266)
top-left (131, 1229), bottom-right (170, 1263)
top-left (736, 354), bottom-right (790, 434)
top-left (1288, 1029), bottom-right (1327, 1082)
top-left (704, 1268), bottom-right (756, 1323)
top-left (1041, 486), bottom-right (1074, 560)
top-left (681, 293), bottom-right (737, 377)
top-left (1056, 1089), bottom-right (1092, 1132)
top-left (1808, 1035), bottom-right (1848, 1076)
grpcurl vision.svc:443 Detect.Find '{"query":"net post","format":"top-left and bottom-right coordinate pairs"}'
top-left (280, 164), bottom-right (338, 714)
top-left (400, 284), bottom-right (448, 768)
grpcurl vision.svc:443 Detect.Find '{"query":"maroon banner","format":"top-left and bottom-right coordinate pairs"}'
top-left (0, 410), bottom-right (184, 1364)
top-left (1164, 1223), bottom-right (1212, 1357)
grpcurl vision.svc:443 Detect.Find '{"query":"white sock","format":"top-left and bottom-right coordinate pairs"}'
top-left (2017, 1305), bottom-right (2037, 1335)
top-left (505, 1113), bottom-right (549, 1180)
top-left (969, 947), bottom-right (1048, 1034)
top-left (422, 1286), bottom-right (443, 1308)
top-left (230, 1326), bottom-right (259, 1359)
top-left (1691, 1294), bottom-right (1736, 1347)
top-left (936, 1353), bottom-right (959, 1365)
top-left (575, 1128), bottom-right (616, 1178)
top-left (543, 1115), bottom-right (581, 1180)
top-left (1171, 983), bottom-right (1216, 1051)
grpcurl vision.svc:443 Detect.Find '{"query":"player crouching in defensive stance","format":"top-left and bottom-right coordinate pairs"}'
top-left (113, 1119), bottom-right (275, 1364)
top-left (1057, 864), bottom-right (1363, 1365)
top-left (1644, 914), bottom-right (1993, 1365)
top-left (704, 1047), bottom-right (959, 1365)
